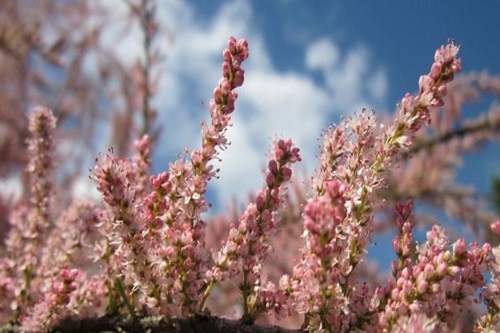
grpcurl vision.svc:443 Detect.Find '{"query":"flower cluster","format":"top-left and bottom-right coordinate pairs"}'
top-left (0, 38), bottom-right (498, 333)
top-left (138, 36), bottom-right (250, 315)
top-left (379, 223), bottom-right (490, 332)
top-left (27, 106), bottom-right (57, 227)
top-left (0, 107), bottom-right (57, 319)
top-left (376, 42), bottom-right (461, 164)
top-left (203, 139), bottom-right (300, 317)
top-left (391, 200), bottom-right (415, 275)
top-left (21, 268), bottom-right (83, 333)
top-left (475, 246), bottom-right (500, 332)
top-left (288, 179), bottom-right (349, 331)
top-left (275, 41), bottom-right (465, 333)
top-left (133, 134), bottom-right (152, 198)
top-left (384, 72), bottom-right (500, 244)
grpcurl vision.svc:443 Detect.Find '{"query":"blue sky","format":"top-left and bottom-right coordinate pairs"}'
top-left (192, 0), bottom-right (500, 102)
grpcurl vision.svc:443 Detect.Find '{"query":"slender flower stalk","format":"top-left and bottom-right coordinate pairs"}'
top-left (133, 134), bottom-right (152, 199)
top-left (284, 42), bottom-right (464, 332)
top-left (0, 262), bottom-right (15, 323)
top-left (294, 179), bottom-right (348, 332)
top-left (27, 106), bottom-right (57, 232)
top-left (379, 224), bottom-right (490, 332)
top-left (93, 152), bottom-right (157, 314)
top-left (350, 42), bottom-right (463, 274)
top-left (391, 200), bottom-right (416, 277)
top-left (67, 274), bottom-right (107, 318)
top-left (128, 0), bottom-right (159, 136)
top-left (316, 126), bottom-right (346, 190)
top-left (2, 204), bottom-right (29, 320)
top-left (40, 201), bottom-right (99, 277)
top-left (374, 42), bottom-right (462, 171)
top-left (12, 107), bottom-right (57, 316)
top-left (201, 139), bottom-right (301, 317)
top-left (144, 36), bottom-right (249, 315)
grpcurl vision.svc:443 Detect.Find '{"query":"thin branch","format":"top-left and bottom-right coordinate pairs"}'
top-left (139, 0), bottom-right (153, 136)
top-left (408, 112), bottom-right (500, 155)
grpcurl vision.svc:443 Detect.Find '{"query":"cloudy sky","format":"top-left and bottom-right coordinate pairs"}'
top-left (94, 0), bottom-right (500, 218)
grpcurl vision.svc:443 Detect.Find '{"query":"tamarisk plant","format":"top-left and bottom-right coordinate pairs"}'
top-left (0, 37), bottom-right (498, 333)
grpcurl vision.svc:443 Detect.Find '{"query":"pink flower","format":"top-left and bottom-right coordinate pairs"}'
top-left (204, 139), bottom-right (301, 316)
top-left (133, 134), bottom-right (152, 197)
top-left (137, 36), bottom-right (250, 315)
top-left (490, 220), bottom-right (500, 236)
top-left (20, 269), bottom-right (84, 333)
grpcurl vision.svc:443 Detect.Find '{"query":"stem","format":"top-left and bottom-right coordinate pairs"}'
top-left (319, 310), bottom-right (333, 333)
top-left (199, 279), bottom-right (215, 312)
top-left (140, 0), bottom-right (157, 137)
top-left (241, 270), bottom-right (251, 322)
top-left (115, 277), bottom-right (136, 319)
top-left (125, 0), bottom-right (156, 136)
top-left (106, 280), bottom-right (118, 316)
top-left (407, 114), bottom-right (500, 155)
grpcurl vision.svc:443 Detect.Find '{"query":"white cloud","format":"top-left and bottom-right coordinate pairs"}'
top-left (71, 175), bottom-right (101, 201)
top-left (305, 38), bottom-right (339, 72)
top-left (327, 45), bottom-right (369, 104)
top-left (367, 69), bottom-right (388, 101)
top-left (0, 176), bottom-right (22, 201)
top-left (215, 70), bottom-right (331, 199)
top-left (213, 115), bottom-right (263, 202)
top-left (90, 0), bottom-right (389, 209)
top-left (241, 70), bottom-right (330, 160)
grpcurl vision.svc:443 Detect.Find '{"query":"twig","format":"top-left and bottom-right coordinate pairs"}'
top-left (114, 278), bottom-right (136, 320)
top-left (407, 113), bottom-right (500, 155)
